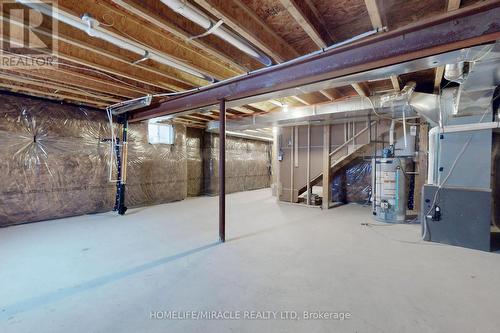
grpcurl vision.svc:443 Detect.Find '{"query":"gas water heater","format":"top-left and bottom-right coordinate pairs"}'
top-left (372, 148), bottom-right (407, 223)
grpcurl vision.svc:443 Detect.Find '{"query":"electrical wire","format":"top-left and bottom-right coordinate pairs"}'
top-left (1, 49), bottom-right (149, 92)
top-left (1, 71), bottom-right (116, 101)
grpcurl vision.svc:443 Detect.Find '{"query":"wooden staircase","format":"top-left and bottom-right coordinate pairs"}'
top-left (297, 120), bottom-right (392, 197)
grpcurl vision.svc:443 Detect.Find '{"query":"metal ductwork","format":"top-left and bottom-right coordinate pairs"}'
top-left (426, 42), bottom-right (500, 185)
top-left (161, 0), bottom-right (272, 66)
top-left (444, 62), bottom-right (467, 83)
top-left (380, 81), bottom-right (416, 105)
top-left (206, 92), bottom-right (437, 132)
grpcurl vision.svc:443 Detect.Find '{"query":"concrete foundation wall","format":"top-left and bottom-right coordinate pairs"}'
top-left (0, 93), bottom-right (189, 226)
top-left (186, 128), bottom-right (204, 197)
top-left (203, 132), bottom-right (271, 195)
top-left (126, 122), bottom-right (188, 207)
top-left (0, 93), bottom-right (270, 226)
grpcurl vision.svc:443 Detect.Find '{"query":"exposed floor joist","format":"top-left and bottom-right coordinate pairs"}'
top-left (192, 0), bottom-right (299, 63)
top-left (1, 0), bottom-right (490, 120)
top-left (1, 31), bottom-right (179, 94)
top-left (110, 0), bottom-right (248, 74)
top-left (0, 72), bottom-right (123, 103)
top-left (129, 2), bottom-right (500, 121)
top-left (434, 66), bottom-right (445, 93)
top-left (67, 0), bottom-right (236, 81)
top-left (0, 63), bottom-right (138, 100)
top-left (390, 75), bottom-right (401, 92)
top-left (0, 82), bottom-right (108, 108)
top-left (279, 0), bottom-right (334, 49)
top-left (364, 0), bottom-right (384, 29)
top-left (447, 0), bottom-right (462, 11)
top-left (351, 82), bottom-right (371, 97)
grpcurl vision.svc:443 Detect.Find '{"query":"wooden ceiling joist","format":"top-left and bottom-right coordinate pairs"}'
top-left (180, 115), bottom-right (209, 124)
top-left (4, 5), bottom-right (204, 90)
top-left (183, 113), bottom-right (215, 122)
top-left (44, 68), bottom-right (145, 98)
top-left (192, 0), bottom-right (299, 62)
top-left (279, 0), bottom-right (334, 49)
top-left (390, 75), bottom-right (401, 91)
top-left (364, 0), bottom-right (384, 30)
top-left (319, 90), bottom-right (335, 101)
top-left (3, 67), bottom-right (138, 100)
top-left (61, 0), bottom-right (235, 81)
top-left (172, 118), bottom-right (205, 128)
top-left (241, 105), bottom-right (268, 114)
top-left (52, 22), bottom-right (201, 88)
top-left (1, 27), bottom-right (178, 93)
top-left (291, 95), bottom-right (311, 105)
top-left (0, 82), bottom-right (108, 108)
top-left (447, 0), bottom-right (461, 11)
top-left (321, 88), bottom-right (344, 101)
top-left (351, 82), bottom-right (371, 97)
top-left (2, 0), bottom-right (490, 124)
top-left (111, 0), bottom-right (247, 74)
top-left (0, 72), bottom-right (122, 103)
top-left (434, 66), bottom-right (445, 93)
top-left (56, 34), bottom-right (193, 90)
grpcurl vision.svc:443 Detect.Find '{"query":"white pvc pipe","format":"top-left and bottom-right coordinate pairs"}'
top-left (402, 105), bottom-right (407, 148)
top-left (389, 119), bottom-right (395, 146)
top-left (427, 126), bottom-right (439, 185)
top-left (16, 0), bottom-right (214, 82)
top-left (161, 0), bottom-right (272, 66)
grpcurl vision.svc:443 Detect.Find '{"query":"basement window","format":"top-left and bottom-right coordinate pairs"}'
top-left (148, 122), bottom-right (175, 145)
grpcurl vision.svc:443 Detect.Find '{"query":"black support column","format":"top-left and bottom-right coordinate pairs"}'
top-left (219, 100), bottom-right (226, 242)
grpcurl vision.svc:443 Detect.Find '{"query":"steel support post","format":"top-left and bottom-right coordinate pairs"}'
top-left (219, 100), bottom-right (226, 242)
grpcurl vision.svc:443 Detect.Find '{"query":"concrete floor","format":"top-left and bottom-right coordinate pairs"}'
top-left (1, 188), bottom-right (500, 333)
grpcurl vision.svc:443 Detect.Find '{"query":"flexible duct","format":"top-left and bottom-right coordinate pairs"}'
top-left (161, 0), bottom-right (272, 66)
top-left (380, 81), bottom-right (416, 105)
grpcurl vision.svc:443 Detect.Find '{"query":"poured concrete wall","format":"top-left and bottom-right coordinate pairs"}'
top-left (203, 133), bottom-right (271, 195)
top-left (0, 93), bottom-right (188, 226)
top-left (126, 121), bottom-right (188, 207)
top-left (0, 93), bottom-right (271, 226)
top-left (186, 127), bottom-right (204, 197)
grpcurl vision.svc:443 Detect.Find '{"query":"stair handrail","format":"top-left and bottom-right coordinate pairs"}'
top-left (329, 120), bottom-right (377, 158)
